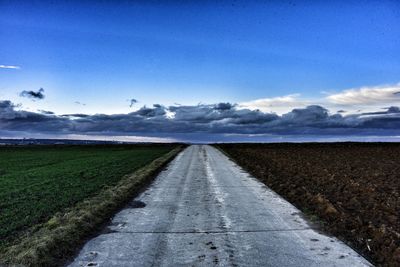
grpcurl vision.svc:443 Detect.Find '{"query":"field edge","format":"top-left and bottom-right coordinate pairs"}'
top-left (0, 146), bottom-right (184, 267)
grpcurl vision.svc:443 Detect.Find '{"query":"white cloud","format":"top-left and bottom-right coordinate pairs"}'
top-left (239, 94), bottom-right (309, 114)
top-left (0, 65), bottom-right (21, 70)
top-left (326, 83), bottom-right (400, 105)
top-left (239, 83), bottom-right (400, 116)
top-left (64, 134), bottom-right (177, 143)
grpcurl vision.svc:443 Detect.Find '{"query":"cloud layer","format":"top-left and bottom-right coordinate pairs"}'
top-left (2, 82), bottom-right (400, 142)
top-left (1, 99), bottom-right (399, 142)
top-left (327, 83), bottom-right (400, 105)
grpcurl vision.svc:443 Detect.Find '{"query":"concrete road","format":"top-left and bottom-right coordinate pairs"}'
top-left (68, 145), bottom-right (372, 267)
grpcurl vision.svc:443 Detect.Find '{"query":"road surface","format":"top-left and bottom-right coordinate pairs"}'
top-left (69, 145), bottom-right (372, 267)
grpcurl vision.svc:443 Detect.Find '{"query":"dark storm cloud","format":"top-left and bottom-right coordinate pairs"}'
top-left (61, 113), bottom-right (90, 118)
top-left (74, 101), bottom-right (86, 106)
top-left (0, 100), bottom-right (69, 132)
top-left (358, 116), bottom-right (400, 129)
top-left (356, 106), bottom-right (400, 116)
top-left (214, 102), bottom-right (236, 110)
top-left (136, 105), bottom-right (166, 117)
top-left (129, 99), bottom-right (138, 107)
top-left (282, 105), bottom-right (329, 123)
top-left (38, 110), bottom-right (55, 115)
top-left (1, 100), bottom-right (400, 138)
top-left (387, 106), bottom-right (400, 113)
top-left (19, 88), bottom-right (45, 100)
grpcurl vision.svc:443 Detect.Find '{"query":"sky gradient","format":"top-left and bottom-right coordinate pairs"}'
top-left (1, 0), bottom-right (400, 142)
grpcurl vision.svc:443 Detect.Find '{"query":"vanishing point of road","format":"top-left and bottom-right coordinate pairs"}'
top-left (69, 145), bottom-right (372, 267)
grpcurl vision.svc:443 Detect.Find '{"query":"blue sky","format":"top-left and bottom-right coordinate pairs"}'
top-left (1, 0), bottom-right (400, 142)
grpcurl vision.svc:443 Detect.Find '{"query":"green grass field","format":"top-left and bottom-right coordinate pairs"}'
top-left (0, 144), bottom-right (175, 247)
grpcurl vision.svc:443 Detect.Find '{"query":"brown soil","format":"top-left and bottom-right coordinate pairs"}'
top-left (217, 143), bottom-right (400, 267)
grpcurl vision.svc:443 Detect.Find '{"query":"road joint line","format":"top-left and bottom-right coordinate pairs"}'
top-left (107, 228), bottom-right (315, 235)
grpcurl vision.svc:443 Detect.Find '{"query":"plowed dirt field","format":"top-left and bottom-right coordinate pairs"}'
top-left (218, 143), bottom-right (400, 266)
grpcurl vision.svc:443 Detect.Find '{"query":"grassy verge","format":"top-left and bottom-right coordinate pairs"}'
top-left (0, 145), bottom-right (174, 247)
top-left (0, 146), bottom-right (183, 266)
